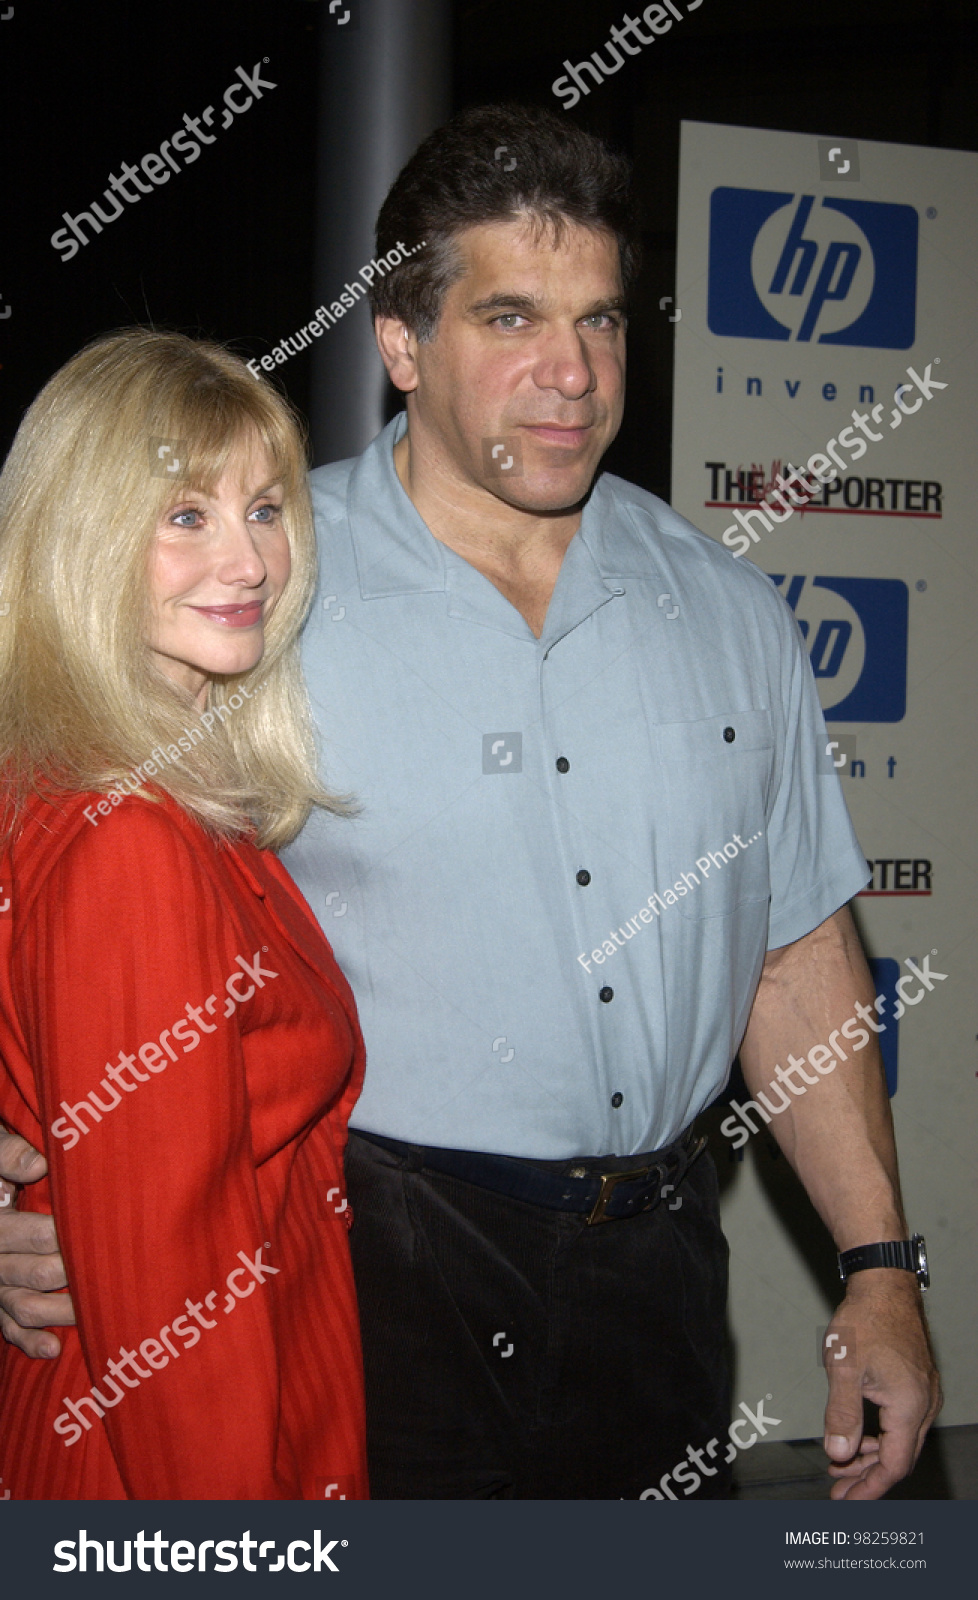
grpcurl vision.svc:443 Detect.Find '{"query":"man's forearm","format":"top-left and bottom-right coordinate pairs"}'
top-left (741, 906), bottom-right (940, 1496)
top-left (738, 906), bottom-right (908, 1251)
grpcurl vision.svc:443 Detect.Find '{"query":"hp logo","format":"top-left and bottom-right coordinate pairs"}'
top-left (708, 188), bottom-right (918, 348)
top-left (769, 575), bottom-right (908, 723)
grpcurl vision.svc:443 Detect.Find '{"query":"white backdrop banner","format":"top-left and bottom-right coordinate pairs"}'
top-left (672, 120), bottom-right (977, 1436)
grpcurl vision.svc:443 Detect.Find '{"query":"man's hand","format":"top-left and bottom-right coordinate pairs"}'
top-left (0, 1129), bottom-right (74, 1358)
top-left (739, 905), bottom-right (942, 1499)
top-left (822, 1270), bottom-right (941, 1500)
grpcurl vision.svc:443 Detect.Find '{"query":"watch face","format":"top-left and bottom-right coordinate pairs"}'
top-left (913, 1233), bottom-right (930, 1290)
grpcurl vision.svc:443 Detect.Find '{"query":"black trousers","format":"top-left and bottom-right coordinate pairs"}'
top-left (345, 1129), bottom-right (732, 1499)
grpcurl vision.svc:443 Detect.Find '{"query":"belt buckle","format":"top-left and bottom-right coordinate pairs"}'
top-left (587, 1163), bottom-right (662, 1226)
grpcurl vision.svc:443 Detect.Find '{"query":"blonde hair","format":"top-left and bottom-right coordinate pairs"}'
top-left (0, 327), bottom-right (346, 850)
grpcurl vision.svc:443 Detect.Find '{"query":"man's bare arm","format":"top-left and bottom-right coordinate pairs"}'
top-left (0, 1128), bottom-right (74, 1358)
top-left (738, 904), bottom-right (941, 1500)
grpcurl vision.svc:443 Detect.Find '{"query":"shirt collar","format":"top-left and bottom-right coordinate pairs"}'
top-left (346, 413), bottom-right (657, 633)
top-left (347, 413), bottom-right (448, 600)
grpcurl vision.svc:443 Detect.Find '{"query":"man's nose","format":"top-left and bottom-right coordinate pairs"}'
top-left (532, 328), bottom-right (597, 400)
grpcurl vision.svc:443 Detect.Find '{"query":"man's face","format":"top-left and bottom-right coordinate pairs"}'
top-left (405, 216), bottom-right (626, 513)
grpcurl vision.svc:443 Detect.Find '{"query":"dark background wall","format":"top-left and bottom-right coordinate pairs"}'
top-left (2, 0), bottom-right (975, 492)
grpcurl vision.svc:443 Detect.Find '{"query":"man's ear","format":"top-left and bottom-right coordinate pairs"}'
top-left (375, 316), bottom-right (420, 393)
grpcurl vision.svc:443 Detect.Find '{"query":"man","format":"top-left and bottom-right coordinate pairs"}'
top-left (0, 104), bottom-right (940, 1499)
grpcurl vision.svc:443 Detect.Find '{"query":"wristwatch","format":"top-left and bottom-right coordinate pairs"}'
top-left (838, 1233), bottom-right (929, 1290)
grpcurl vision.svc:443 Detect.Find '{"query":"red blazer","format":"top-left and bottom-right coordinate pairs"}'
top-left (0, 788), bottom-right (368, 1499)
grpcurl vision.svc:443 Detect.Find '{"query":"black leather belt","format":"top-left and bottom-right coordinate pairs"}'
top-left (355, 1126), bottom-right (707, 1226)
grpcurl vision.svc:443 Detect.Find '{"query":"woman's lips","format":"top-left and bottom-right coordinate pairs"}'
top-left (190, 600), bottom-right (265, 629)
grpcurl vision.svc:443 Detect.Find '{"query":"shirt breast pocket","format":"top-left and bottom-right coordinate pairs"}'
top-left (650, 709), bottom-right (775, 920)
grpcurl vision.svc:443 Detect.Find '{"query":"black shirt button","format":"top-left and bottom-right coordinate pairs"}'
top-left (611, 1091), bottom-right (623, 1108)
top-left (599, 986), bottom-right (614, 1003)
top-left (556, 756), bottom-right (570, 773)
top-left (723, 726), bottom-right (736, 743)
top-left (576, 869), bottom-right (591, 886)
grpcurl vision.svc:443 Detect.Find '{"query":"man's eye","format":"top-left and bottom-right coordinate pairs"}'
top-left (581, 313), bottom-right (619, 331)
top-left (494, 314), bottom-right (527, 329)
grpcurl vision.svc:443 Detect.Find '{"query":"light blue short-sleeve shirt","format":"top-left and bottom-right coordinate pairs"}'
top-left (282, 414), bottom-right (870, 1159)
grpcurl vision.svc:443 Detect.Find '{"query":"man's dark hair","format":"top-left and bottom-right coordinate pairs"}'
top-left (369, 102), bottom-right (640, 339)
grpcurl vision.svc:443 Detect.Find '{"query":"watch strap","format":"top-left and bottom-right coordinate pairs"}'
top-left (839, 1239), bottom-right (915, 1278)
top-left (838, 1234), bottom-right (927, 1287)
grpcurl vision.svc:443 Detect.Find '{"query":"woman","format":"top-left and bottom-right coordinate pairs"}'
top-left (0, 329), bottom-right (368, 1499)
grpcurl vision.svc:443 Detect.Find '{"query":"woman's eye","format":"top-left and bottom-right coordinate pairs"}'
top-left (170, 508), bottom-right (205, 528)
top-left (250, 503), bottom-right (282, 523)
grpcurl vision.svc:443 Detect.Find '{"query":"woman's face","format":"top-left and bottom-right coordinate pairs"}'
top-left (147, 438), bottom-right (291, 708)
